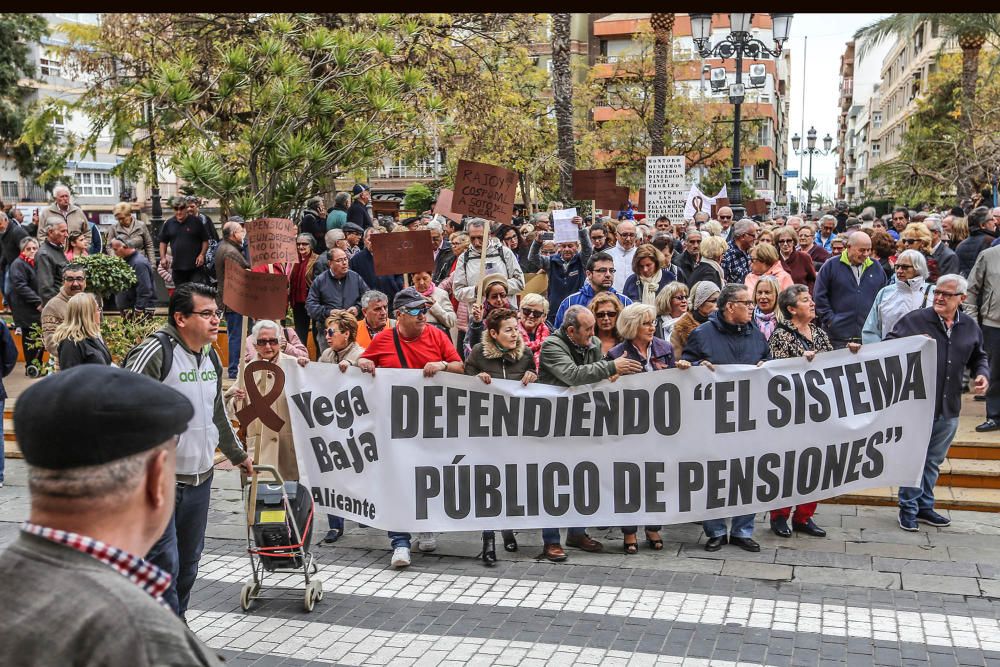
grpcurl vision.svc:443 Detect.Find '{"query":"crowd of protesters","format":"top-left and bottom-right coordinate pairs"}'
top-left (0, 188), bottom-right (995, 621)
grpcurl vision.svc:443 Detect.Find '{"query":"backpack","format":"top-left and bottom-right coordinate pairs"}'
top-left (125, 330), bottom-right (223, 382)
top-left (201, 215), bottom-right (220, 284)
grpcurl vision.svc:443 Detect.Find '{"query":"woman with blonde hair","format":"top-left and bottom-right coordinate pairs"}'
top-left (654, 281), bottom-right (689, 339)
top-left (685, 235), bottom-right (726, 288)
top-left (53, 293), bottom-right (110, 369)
top-left (947, 216), bottom-right (969, 251)
top-left (745, 242), bottom-right (793, 293)
top-left (517, 292), bottom-right (551, 369)
top-left (107, 201), bottom-right (156, 263)
top-left (751, 275), bottom-right (782, 340)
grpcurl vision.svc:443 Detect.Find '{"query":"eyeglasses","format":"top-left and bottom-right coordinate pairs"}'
top-left (402, 306), bottom-right (429, 316)
top-left (672, 295), bottom-right (689, 300)
top-left (324, 328), bottom-right (341, 337)
top-left (718, 215), bottom-right (733, 220)
top-left (331, 257), bottom-right (349, 264)
top-left (595, 311), bottom-right (617, 319)
top-left (521, 308), bottom-right (544, 319)
top-left (296, 243), bottom-right (312, 247)
top-left (894, 263), bottom-right (914, 270)
top-left (618, 232), bottom-right (636, 238)
top-left (192, 309), bottom-right (224, 320)
top-left (591, 267), bottom-right (616, 274)
top-left (255, 338), bottom-right (279, 347)
top-left (900, 238), bottom-right (919, 245)
top-left (934, 290), bottom-right (963, 299)
top-left (778, 239), bottom-right (795, 244)
top-left (64, 276), bottom-right (86, 283)
top-left (732, 300), bottom-right (755, 307)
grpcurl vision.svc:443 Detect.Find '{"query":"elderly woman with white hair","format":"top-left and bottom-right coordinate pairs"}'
top-left (226, 319), bottom-right (308, 483)
top-left (862, 249), bottom-right (934, 343)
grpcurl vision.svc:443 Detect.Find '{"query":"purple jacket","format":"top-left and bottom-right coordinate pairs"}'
top-left (605, 336), bottom-right (676, 371)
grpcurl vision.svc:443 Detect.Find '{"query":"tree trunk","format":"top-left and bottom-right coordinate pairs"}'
top-left (551, 13), bottom-right (576, 202)
top-left (650, 14), bottom-right (674, 156)
top-left (957, 42), bottom-right (981, 202)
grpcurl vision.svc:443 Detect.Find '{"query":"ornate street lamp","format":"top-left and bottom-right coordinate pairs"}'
top-left (690, 13), bottom-right (793, 220)
top-left (791, 126), bottom-right (834, 216)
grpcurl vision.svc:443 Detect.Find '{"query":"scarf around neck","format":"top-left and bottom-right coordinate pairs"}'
top-left (754, 308), bottom-right (778, 339)
top-left (638, 269), bottom-right (662, 305)
top-left (519, 319), bottom-right (550, 369)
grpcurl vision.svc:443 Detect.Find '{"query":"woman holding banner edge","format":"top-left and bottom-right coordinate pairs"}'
top-left (465, 307), bottom-right (538, 565)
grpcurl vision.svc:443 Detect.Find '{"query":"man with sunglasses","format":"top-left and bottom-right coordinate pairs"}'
top-left (552, 252), bottom-right (633, 329)
top-left (127, 283), bottom-right (252, 619)
top-left (888, 275), bottom-right (989, 531)
top-left (358, 287), bottom-right (463, 568)
top-left (159, 196), bottom-right (210, 287)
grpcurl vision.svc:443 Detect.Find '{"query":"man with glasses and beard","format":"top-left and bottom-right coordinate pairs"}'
top-left (159, 196), bottom-right (209, 287)
top-left (358, 287), bottom-right (464, 569)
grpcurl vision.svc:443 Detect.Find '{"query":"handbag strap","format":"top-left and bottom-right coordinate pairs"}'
top-left (392, 327), bottom-right (410, 369)
top-left (921, 283), bottom-right (932, 308)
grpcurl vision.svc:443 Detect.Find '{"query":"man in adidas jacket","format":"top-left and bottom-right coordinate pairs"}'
top-left (452, 218), bottom-right (524, 308)
top-left (126, 282), bottom-right (253, 620)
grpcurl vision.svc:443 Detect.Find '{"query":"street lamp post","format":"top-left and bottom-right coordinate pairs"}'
top-left (145, 99), bottom-right (164, 244)
top-left (690, 13), bottom-right (793, 221)
top-left (791, 126), bottom-right (833, 217)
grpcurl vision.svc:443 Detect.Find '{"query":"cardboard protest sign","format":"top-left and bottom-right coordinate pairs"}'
top-left (744, 199), bottom-right (768, 217)
top-left (645, 156), bottom-right (686, 221)
top-left (572, 168), bottom-right (616, 200)
top-left (434, 189), bottom-right (463, 224)
top-left (551, 207), bottom-right (579, 243)
top-left (372, 200), bottom-right (400, 219)
top-left (710, 198), bottom-right (731, 218)
top-left (246, 218), bottom-right (298, 268)
top-left (223, 262), bottom-right (288, 320)
top-left (596, 186), bottom-right (630, 212)
top-left (452, 160), bottom-right (518, 221)
top-left (370, 230), bottom-right (435, 276)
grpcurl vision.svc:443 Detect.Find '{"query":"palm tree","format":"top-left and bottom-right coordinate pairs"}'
top-left (650, 13), bottom-right (675, 156)
top-left (551, 13), bottom-right (576, 202)
top-left (855, 14), bottom-right (1000, 201)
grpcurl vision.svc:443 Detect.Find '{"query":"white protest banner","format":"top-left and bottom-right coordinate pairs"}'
top-left (645, 156), bottom-right (686, 221)
top-left (683, 184), bottom-right (729, 221)
top-left (551, 207), bottom-right (579, 243)
top-left (283, 337), bottom-right (934, 532)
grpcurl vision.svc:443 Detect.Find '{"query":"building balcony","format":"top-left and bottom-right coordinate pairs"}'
top-left (1, 180), bottom-right (49, 203)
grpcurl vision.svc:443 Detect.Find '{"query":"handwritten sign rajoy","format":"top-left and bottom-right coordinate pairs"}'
top-left (452, 160), bottom-right (518, 222)
top-left (223, 263), bottom-right (288, 320)
top-left (370, 230), bottom-right (435, 276)
top-left (572, 168), bottom-right (617, 200)
top-left (246, 218), bottom-right (298, 268)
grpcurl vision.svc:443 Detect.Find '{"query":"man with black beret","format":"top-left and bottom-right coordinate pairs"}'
top-left (126, 282), bottom-right (252, 620)
top-left (0, 366), bottom-right (223, 665)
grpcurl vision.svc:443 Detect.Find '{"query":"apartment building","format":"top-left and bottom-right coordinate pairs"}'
top-left (591, 13), bottom-right (792, 206)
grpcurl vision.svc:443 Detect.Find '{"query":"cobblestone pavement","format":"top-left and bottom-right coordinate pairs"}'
top-left (2, 460), bottom-right (999, 666)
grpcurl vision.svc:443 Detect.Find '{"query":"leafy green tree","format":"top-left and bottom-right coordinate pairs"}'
top-left (51, 13), bottom-right (431, 218)
top-left (402, 183), bottom-right (433, 213)
top-left (856, 14), bottom-right (1000, 200)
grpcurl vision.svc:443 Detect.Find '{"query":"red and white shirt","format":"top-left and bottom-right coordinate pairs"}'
top-left (22, 522), bottom-right (171, 605)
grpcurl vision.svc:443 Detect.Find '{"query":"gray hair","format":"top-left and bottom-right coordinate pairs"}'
top-left (936, 273), bottom-right (968, 294)
top-left (819, 214), bottom-right (837, 226)
top-left (251, 319), bottom-right (280, 338)
top-left (19, 236), bottom-right (37, 251)
top-left (305, 196), bottom-right (323, 212)
top-left (733, 219), bottom-right (757, 239)
top-left (296, 233), bottom-right (314, 248)
top-left (221, 221), bottom-right (241, 240)
top-left (969, 206), bottom-right (991, 229)
top-left (896, 249), bottom-right (929, 279)
top-left (334, 192), bottom-right (350, 208)
top-left (426, 220), bottom-right (443, 232)
top-left (52, 184), bottom-right (71, 198)
top-left (717, 283), bottom-right (749, 311)
top-left (466, 218), bottom-right (488, 233)
top-left (325, 229), bottom-right (345, 249)
top-left (361, 290), bottom-right (388, 309)
top-left (28, 443), bottom-right (170, 501)
top-left (786, 215), bottom-right (803, 227)
top-left (777, 284), bottom-right (810, 319)
top-left (923, 215), bottom-right (943, 234)
top-left (561, 304), bottom-right (590, 333)
top-left (616, 303), bottom-right (657, 341)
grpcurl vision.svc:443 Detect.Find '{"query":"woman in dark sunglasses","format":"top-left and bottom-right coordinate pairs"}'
top-left (517, 292), bottom-right (551, 370)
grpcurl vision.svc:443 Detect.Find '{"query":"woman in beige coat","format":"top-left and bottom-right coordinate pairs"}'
top-left (226, 319), bottom-right (307, 483)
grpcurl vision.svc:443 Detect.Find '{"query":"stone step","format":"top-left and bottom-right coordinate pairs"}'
top-left (822, 485), bottom-right (1000, 513)
top-left (939, 458), bottom-right (1000, 489)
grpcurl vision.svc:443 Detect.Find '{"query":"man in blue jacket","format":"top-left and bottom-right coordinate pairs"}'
top-left (553, 252), bottom-right (633, 328)
top-left (528, 215), bottom-right (591, 325)
top-left (888, 274), bottom-right (989, 531)
top-left (814, 232), bottom-right (887, 348)
top-left (682, 284), bottom-right (770, 553)
top-left (306, 247), bottom-right (369, 354)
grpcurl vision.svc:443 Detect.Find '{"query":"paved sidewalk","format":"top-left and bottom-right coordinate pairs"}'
top-left (2, 459), bottom-right (999, 665)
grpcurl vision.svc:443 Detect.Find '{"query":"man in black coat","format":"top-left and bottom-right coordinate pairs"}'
top-left (306, 247), bottom-right (369, 354)
top-left (346, 184), bottom-right (373, 230)
top-left (0, 211), bottom-right (27, 302)
top-left (299, 197), bottom-right (327, 251)
top-left (926, 215), bottom-right (960, 276)
top-left (956, 206), bottom-right (998, 277)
